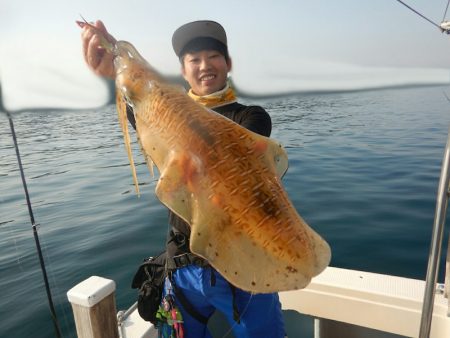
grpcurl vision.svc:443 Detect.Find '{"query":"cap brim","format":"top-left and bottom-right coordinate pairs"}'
top-left (172, 20), bottom-right (227, 57)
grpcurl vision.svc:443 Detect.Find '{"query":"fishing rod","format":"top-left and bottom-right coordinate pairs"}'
top-left (1, 107), bottom-right (63, 338)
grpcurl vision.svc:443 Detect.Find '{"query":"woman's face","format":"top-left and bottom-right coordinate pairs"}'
top-left (182, 50), bottom-right (232, 96)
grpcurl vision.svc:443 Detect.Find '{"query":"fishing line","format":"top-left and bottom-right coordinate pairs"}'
top-left (0, 218), bottom-right (25, 271)
top-left (219, 292), bottom-right (254, 338)
top-left (37, 225), bottom-right (73, 337)
top-left (443, 91), bottom-right (450, 103)
top-left (1, 110), bottom-right (63, 338)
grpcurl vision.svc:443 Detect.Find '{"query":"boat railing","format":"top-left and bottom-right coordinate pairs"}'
top-left (419, 128), bottom-right (450, 337)
top-left (446, 235), bottom-right (450, 299)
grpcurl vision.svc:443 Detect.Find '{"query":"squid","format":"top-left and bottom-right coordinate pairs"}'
top-left (77, 20), bottom-right (331, 293)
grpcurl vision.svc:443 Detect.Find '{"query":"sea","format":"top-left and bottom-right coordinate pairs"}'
top-left (1, 85), bottom-right (450, 338)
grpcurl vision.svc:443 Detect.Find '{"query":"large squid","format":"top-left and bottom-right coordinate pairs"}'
top-left (78, 20), bottom-right (331, 293)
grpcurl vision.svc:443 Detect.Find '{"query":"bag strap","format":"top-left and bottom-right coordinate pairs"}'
top-left (228, 282), bottom-right (241, 323)
top-left (166, 229), bottom-right (209, 270)
top-left (169, 273), bottom-right (209, 325)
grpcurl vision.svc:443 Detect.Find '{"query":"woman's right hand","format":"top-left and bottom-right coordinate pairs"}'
top-left (80, 20), bottom-right (116, 79)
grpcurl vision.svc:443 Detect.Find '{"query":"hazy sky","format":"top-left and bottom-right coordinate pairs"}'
top-left (1, 0), bottom-right (450, 110)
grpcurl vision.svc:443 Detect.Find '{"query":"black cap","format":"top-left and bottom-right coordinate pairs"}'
top-left (172, 20), bottom-right (227, 57)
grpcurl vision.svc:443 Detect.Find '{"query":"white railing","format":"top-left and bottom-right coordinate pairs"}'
top-left (419, 128), bottom-right (450, 337)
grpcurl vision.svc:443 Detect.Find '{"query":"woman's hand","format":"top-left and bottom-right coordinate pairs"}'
top-left (80, 20), bottom-right (116, 79)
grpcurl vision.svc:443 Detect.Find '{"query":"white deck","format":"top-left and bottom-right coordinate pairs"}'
top-left (118, 267), bottom-right (450, 338)
top-left (280, 267), bottom-right (449, 337)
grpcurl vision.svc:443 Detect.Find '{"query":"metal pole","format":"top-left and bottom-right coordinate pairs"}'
top-left (419, 129), bottom-right (450, 337)
top-left (446, 233), bottom-right (450, 317)
top-left (446, 232), bottom-right (450, 299)
top-left (314, 318), bottom-right (321, 338)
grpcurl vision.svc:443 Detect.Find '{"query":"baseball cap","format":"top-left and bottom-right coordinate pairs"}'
top-left (172, 20), bottom-right (227, 57)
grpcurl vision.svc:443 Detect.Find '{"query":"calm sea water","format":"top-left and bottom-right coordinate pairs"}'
top-left (1, 85), bottom-right (450, 337)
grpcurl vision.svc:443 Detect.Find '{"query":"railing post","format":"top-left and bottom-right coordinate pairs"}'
top-left (419, 129), bottom-right (450, 337)
top-left (67, 276), bottom-right (119, 338)
top-left (446, 233), bottom-right (450, 316)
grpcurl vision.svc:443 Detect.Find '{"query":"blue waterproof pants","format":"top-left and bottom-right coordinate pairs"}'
top-left (163, 264), bottom-right (285, 338)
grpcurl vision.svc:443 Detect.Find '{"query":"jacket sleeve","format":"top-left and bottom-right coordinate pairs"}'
top-left (238, 106), bottom-right (272, 137)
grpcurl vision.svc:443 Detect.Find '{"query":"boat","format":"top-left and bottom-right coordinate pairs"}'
top-left (66, 131), bottom-right (450, 338)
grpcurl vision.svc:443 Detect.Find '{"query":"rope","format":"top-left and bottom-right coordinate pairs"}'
top-left (394, 0), bottom-right (442, 29)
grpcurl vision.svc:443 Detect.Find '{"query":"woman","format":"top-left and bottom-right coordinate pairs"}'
top-left (81, 19), bottom-right (286, 338)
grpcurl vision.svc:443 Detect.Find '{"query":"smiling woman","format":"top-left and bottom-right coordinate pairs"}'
top-left (172, 20), bottom-right (232, 96)
top-left (181, 50), bottom-right (231, 96)
top-left (76, 17), bottom-right (302, 337)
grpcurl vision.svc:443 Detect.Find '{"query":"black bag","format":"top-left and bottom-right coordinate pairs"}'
top-left (131, 251), bottom-right (167, 324)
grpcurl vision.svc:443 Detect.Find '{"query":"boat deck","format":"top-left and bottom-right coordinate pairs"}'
top-left (117, 266), bottom-right (450, 337)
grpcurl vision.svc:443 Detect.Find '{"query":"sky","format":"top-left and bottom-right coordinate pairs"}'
top-left (1, 0), bottom-right (450, 111)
